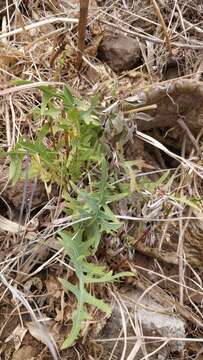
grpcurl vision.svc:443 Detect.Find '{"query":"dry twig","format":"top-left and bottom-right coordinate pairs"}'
top-left (151, 0), bottom-right (172, 55)
top-left (77, 0), bottom-right (89, 69)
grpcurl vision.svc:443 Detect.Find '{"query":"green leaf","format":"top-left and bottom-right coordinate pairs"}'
top-left (62, 86), bottom-right (75, 107)
top-left (40, 86), bottom-right (57, 99)
top-left (59, 279), bottom-right (86, 349)
top-left (90, 93), bottom-right (100, 108)
top-left (84, 221), bottom-right (101, 253)
top-left (170, 195), bottom-right (202, 212)
top-left (44, 104), bottom-right (60, 119)
top-left (106, 191), bottom-right (130, 204)
top-left (84, 271), bottom-right (135, 284)
top-left (141, 170), bottom-right (170, 193)
top-left (60, 278), bottom-right (111, 313)
top-left (9, 155), bottom-right (22, 184)
top-left (11, 79), bottom-right (33, 85)
top-left (81, 261), bottom-right (107, 275)
top-left (18, 138), bottom-right (56, 165)
top-left (61, 307), bottom-right (90, 349)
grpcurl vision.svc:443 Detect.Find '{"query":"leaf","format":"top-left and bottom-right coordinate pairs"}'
top-left (59, 275), bottom-right (93, 349)
top-left (39, 86), bottom-right (58, 115)
top-left (9, 155), bottom-right (22, 184)
top-left (83, 289), bottom-right (111, 314)
top-left (40, 86), bottom-right (57, 99)
top-left (62, 86), bottom-right (75, 107)
top-left (60, 230), bottom-right (92, 260)
top-left (18, 138), bottom-right (56, 165)
top-left (154, 170), bottom-right (170, 189)
top-left (84, 271), bottom-right (135, 284)
top-left (84, 221), bottom-right (101, 253)
top-left (106, 192), bottom-right (130, 204)
top-left (37, 123), bottom-right (50, 141)
top-left (81, 261), bottom-right (108, 275)
top-left (45, 104), bottom-right (60, 119)
top-left (60, 278), bottom-right (111, 313)
top-left (12, 79), bottom-right (33, 85)
top-left (170, 195), bottom-right (202, 212)
top-left (90, 93), bottom-right (100, 108)
top-left (61, 307), bottom-right (90, 349)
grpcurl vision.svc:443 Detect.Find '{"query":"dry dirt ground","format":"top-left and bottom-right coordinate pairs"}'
top-left (0, 1), bottom-right (203, 359)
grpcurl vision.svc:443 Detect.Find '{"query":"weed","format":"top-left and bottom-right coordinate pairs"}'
top-left (6, 85), bottom-right (133, 348)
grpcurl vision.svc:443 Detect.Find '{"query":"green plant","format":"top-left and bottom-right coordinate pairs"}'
top-left (8, 86), bottom-right (104, 187)
top-left (59, 160), bottom-right (131, 348)
top-left (6, 85), bottom-right (133, 349)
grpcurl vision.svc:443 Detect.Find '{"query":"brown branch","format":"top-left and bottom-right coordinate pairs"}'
top-left (77, 0), bottom-right (89, 70)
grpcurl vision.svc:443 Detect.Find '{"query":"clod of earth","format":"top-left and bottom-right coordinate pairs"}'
top-left (97, 33), bottom-right (141, 73)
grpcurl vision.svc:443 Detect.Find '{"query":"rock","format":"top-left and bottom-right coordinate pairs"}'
top-left (97, 33), bottom-right (141, 73)
top-left (135, 297), bottom-right (185, 353)
top-left (97, 290), bottom-right (186, 359)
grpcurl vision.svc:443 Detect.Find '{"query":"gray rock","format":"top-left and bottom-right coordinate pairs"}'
top-left (97, 290), bottom-right (186, 359)
top-left (97, 33), bottom-right (141, 73)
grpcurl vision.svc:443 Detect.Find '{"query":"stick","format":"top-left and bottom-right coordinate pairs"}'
top-left (77, 0), bottom-right (89, 70)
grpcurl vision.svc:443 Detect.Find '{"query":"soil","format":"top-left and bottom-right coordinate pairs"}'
top-left (0, 0), bottom-right (15, 19)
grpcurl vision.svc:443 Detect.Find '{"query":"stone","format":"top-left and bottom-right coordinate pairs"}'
top-left (97, 290), bottom-right (186, 359)
top-left (97, 33), bottom-right (141, 73)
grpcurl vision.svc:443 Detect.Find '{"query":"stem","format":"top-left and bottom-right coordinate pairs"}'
top-left (77, 0), bottom-right (89, 70)
top-left (64, 130), bottom-right (70, 160)
top-left (151, 0), bottom-right (172, 55)
top-left (49, 118), bottom-right (56, 150)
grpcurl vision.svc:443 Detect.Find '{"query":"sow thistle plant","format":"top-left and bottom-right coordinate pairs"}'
top-left (9, 86), bottom-right (104, 186)
top-left (7, 85), bottom-right (132, 349)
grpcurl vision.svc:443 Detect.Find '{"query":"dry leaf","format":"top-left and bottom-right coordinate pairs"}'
top-left (85, 33), bottom-right (104, 58)
top-left (26, 320), bottom-right (60, 344)
top-left (26, 321), bottom-right (52, 345)
top-left (46, 276), bottom-right (61, 299)
top-left (55, 308), bottom-right (64, 322)
top-left (0, 215), bottom-right (24, 233)
top-left (5, 325), bottom-right (27, 351)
